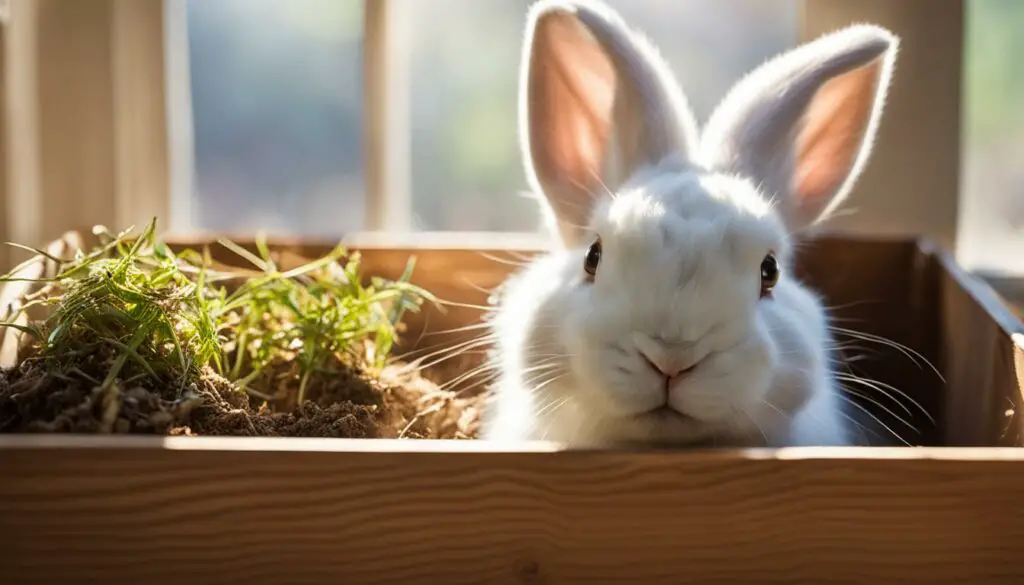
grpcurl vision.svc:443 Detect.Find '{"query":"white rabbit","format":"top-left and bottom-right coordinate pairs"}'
top-left (479, 0), bottom-right (899, 448)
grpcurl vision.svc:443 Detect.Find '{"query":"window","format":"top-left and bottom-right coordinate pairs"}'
top-left (182, 0), bottom-right (365, 237)
top-left (176, 0), bottom-right (798, 236)
top-left (959, 0), bottom-right (1024, 275)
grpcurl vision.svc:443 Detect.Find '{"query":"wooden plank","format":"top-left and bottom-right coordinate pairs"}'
top-left (938, 242), bottom-right (1024, 446)
top-left (0, 0), bottom-right (7, 272)
top-left (362, 0), bottom-right (411, 231)
top-left (801, 0), bottom-right (964, 253)
top-left (2, 436), bottom-right (1024, 584)
top-left (163, 0), bottom-right (197, 230)
top-left (33, 0), bottom-right (118, 242)
top-left (3, 0), bottom-right (43, 270)
top-left (111, 0), bottom-right (170, 232)
top-left (1, 0), bottom-right (169, 270)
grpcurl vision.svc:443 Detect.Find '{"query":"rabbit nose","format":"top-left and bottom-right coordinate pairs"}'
top-left (639, 349), bottom-right (696, 379)
top-left (633, 333), bottom-right (698, 379)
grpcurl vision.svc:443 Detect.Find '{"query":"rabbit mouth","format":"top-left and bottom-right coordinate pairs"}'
top-left (612, 405), bottom-right (718, 446)
top-left (633, 405), bottom-right (697, 425)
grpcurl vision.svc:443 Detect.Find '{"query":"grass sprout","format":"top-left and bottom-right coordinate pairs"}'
top-left (0, 218), bottom-right (436, 411)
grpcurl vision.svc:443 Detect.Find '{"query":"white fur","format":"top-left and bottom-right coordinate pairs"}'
top-left (480, 0), bottom-right (899, 448)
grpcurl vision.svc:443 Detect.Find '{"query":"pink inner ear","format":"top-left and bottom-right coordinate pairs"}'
top-left (530, 13), bottom-right (616, 198)
top-left (794, 59), bottom-right (883, 215)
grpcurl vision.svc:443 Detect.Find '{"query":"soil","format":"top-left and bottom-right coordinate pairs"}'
top-left (0, 350), bottom-right (485, 439)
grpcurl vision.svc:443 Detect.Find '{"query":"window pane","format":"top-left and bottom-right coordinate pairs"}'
top-left (406, 0), bottom-right (798, 232)
top-left (184, 0), bottom-right (364, 237)
top-left (960, 0), bottom-right (1024, 274)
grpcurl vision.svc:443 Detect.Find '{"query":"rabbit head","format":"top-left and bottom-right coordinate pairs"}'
top-left (483, 0), bottom-right (898, 446)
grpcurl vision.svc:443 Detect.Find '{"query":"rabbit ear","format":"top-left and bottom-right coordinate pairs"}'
top-left (519, 0), bottom-right (698, 246)
top-left (700, 24), bottom-right (899, 233)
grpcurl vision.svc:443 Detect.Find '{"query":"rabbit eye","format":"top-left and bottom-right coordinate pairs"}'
top-left (760, 253), bottom-right (780, 299)
top-left (583, 238), bottom-right (602, 281)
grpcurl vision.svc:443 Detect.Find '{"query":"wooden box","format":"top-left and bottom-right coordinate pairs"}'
top-left (2, 234), bottom-right (1023, 585)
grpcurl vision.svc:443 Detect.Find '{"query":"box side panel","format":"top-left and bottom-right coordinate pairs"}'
top-left (2, 444), bottom-right (1024, 584)
top-left (938, 247), bottom-right (1024, 445)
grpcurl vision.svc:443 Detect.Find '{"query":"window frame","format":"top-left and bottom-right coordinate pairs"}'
top-left (1, 0), bottom-right (966, 269)
top-left (2, 0), bottom-right (170, 271)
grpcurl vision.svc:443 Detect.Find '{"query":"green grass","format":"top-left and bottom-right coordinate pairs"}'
top-left (0, 218), bottom-right (436, 410)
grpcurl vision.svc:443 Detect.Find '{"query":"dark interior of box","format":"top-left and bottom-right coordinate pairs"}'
top-left (793, 237), bottom-right (943, 446)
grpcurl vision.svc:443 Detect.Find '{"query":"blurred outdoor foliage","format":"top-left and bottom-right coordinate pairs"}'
top-left (961, 0), bottom-right (1024, 271)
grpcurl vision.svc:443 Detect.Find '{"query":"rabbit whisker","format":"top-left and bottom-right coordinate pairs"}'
top-left (835, 392), bottom-right (911, 446)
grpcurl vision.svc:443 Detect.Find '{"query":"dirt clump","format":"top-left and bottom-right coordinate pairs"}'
top-left (0, 354), bottom-right (484, 439)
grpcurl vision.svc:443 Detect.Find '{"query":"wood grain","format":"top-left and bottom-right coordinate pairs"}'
top-left (0, 10), bottom-right (7, 272)
top-left (3, 0), bottom-right (44, 265)
top-left (1, 0), bottom-right (169, 273)
top-left (362, 0), bottom-right (411, 231)
top-left (2, 437), bottom-right (1024, 585)
top-left (111, 0), bottom-right (170, 232)
top-left (938, 242), bottom-right (1024, 446)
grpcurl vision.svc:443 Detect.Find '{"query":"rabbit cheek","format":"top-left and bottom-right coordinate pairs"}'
top-left (561, 302), bottom-right (631, 405)
top-left (566, 340), bottom-right (630, 415)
